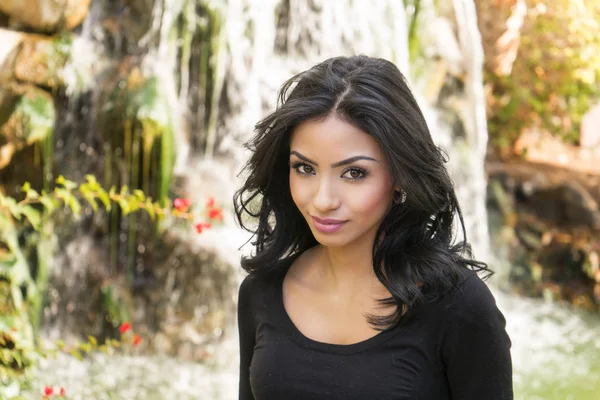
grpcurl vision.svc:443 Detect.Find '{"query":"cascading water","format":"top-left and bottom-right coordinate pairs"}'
top-left (14, 0), bottom-right (600, 398)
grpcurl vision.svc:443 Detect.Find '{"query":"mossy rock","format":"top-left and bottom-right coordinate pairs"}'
top-left (0, 84), bottom-right (54, 171)
top-left (12, 34), bottom-right (73, 89)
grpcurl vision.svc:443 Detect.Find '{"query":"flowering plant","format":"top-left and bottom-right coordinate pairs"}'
top-left (0, 175), bottom-right (224, 399)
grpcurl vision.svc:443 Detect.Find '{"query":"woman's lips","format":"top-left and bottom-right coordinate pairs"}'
top-left (311, 216), bottom-right (347, 233)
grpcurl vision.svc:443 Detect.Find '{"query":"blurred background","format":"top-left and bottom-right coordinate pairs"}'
top-left (0, 0), bottom-right (599, 399)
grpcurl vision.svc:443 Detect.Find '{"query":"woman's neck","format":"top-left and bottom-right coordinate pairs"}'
top-left (314, 239), bottom-right (379, 293)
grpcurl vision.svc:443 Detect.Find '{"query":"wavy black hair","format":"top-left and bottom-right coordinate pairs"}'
top-left (233, 55), bottom-right (490, 329)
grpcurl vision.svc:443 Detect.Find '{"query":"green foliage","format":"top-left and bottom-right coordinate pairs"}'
top-left (486, 0), bottom-right (600, 149)
top-left (0, 86), bottom-right (55, 145)
top-left (104, 70), bottom-right (177, 206)
top-left (0, 175), bottom-right (182, 394)
top-left (405, 0), bottom-right (422, 63)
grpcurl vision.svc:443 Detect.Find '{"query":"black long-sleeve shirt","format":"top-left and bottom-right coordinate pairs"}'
top-left (237, 266), bottom-right (513, 399)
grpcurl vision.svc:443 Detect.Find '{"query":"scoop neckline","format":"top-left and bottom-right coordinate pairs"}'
top-left (273, 266), bottom-right (402, 355)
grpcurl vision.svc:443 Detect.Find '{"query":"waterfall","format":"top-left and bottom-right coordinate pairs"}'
top-left (5, 0), bottom-right (597, 398)
top-left (450, 0), bottom-right (491, 260)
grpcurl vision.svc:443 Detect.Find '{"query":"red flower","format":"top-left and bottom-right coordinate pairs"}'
top-left (59, 387), bottom-right (66, 396)
top-left (195, 222), bottom-right (211, 234)
top-left (206, 197), bottom-right (215, 208)
top-left (174, 198), bottom-right (191, 212)
top-left (133, 333), bottom-right (142, 346)
top-left (43, 386), bottom-right (54, 396)
top-left (119, 322), bottom-right (131, 334)
top-left (207, 207), bottom-right (223, 221)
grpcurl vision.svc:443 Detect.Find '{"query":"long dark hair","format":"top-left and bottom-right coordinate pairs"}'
top-left (233, 55), bottom-right (490, 329)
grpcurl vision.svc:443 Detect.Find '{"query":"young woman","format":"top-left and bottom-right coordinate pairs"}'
top-left (233, 55), bottom-right (513, 399)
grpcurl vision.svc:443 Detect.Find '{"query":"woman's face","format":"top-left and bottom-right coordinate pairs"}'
top-left (289, 114), bottom-right (397, 249)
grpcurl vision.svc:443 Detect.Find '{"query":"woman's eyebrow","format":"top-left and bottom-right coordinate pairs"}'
top-left (289, 151), bottom-right (378, 167)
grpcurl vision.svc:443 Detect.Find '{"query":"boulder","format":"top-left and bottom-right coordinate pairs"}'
top-left (13, 34), bottom-right (72, 89)
top-left (0, 28), bottom-right (75, 90)
top-left (0, 0), bottom-right (91, 33)
top-left (0, 28), bottom-right (24, 78)
top-left (487, 158), bottom-right (600, 310)
top-left (0, 84), bottom-right (55, 170)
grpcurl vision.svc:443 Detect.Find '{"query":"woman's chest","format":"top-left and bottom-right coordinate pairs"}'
top-left (249, 324), bottom-right (449, 400)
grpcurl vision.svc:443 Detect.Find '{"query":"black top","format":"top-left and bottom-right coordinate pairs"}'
top-left (237, 262), bottom-right (513, 400)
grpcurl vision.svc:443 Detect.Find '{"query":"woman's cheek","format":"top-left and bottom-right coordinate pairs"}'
top-left (289, 176), bottom-right (308, 208)
top-left (351, 182), bottom-right (392, 215)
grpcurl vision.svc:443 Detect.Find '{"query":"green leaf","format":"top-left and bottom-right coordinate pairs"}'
top-left (118, 198), bottom-right (130, 216)
top-left (25, 188), bottom-right (40, 200)
top-left (127, 195), bottom-right (140, 213)
top-left (70, 349), bottom-right (83, 361)
top-left (98, 190), bottom-right (111, 211)
top-left (56, 175), bottom-right (77, 190)
top-left (81, 190), bottom-right (98, 212)
top-left (61, 191), bottom-right (81, 217)
top-left (1, 197), bottom-right (19, 219)
top-left (12, 352), bottom-right (22, 367)
top-left (39, 193), bottom-right (59, 214)
top-left (80, 342), bottom-right (92, 353)
top-left (145, 198), bottom-right (156, 220)
top-left (19, 206), bottom-right (41, 230)
top-left (133, 190), bottom-right (146, 202)
top-left (85, 174), bottom-right (101, 191)
top-left (88, 335), bottom-right (97, 346)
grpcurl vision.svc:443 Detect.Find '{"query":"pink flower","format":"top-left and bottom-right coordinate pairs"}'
top-left (43, 386), bottom-right (54, 396)
top-left (206, 197), bottom-right (215, 208)
top-left (174, 198), bottom-right (192, 212)
top-left (195, 222), bottom-right (211, 234)
top-left (119, 322), bottom-right (131, 334)
top-left (207, 207), bottom-right (223, 221)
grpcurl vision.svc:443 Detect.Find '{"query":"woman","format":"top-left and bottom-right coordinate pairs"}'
top-left (233, 55), bottom-right (513, 399)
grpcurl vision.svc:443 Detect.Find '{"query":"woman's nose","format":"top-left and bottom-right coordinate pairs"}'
top-left (313, 177), bottom-right (341, 211)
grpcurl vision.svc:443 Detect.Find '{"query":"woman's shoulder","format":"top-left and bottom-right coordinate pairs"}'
top-left (238, 256), bottom-right (293, 303)
top-left (238, 271), bottom-right (280, 299)
top-left (442, 269), bottom-right (505, 324)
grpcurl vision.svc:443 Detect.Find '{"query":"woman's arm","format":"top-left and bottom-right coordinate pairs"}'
top-left (238, 276), bottom-right (256, 400)
top-left (442, 274), bottom-right (513, 399)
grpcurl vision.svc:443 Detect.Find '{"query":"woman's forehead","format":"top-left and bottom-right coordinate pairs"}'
top-left (289, 115), bottom-right (384, 159)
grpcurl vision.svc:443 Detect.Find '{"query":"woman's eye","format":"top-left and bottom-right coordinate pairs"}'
top-left (342, 168), bottom-right (367, 180)
top-left (298, 165), bottom-right (313, 174)
top-left (290, 162), bottom-right (314, 175)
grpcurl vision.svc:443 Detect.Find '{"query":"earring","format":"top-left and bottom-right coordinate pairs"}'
top-left (393, 190), bottom-right (407, 204)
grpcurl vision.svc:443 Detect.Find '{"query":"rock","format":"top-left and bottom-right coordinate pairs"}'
top-left (0, 28), bottom-right (24, 83)
top-left (12, 34), bottom-right (73, 89)
top-left (580, 102), bottom-right (600, 149)
top-left (514, 128), bottom-right (600, 175)
top-left (487, 158), bottom-right (600, 309)
top-left (0, 0), bottom-right (91, 33)
top-left (0, 84), bottom-right (55, 170)
top-left (0, 29), bottom-right (75, 90)
top-left (523, 181), bottom-right (600, 230)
